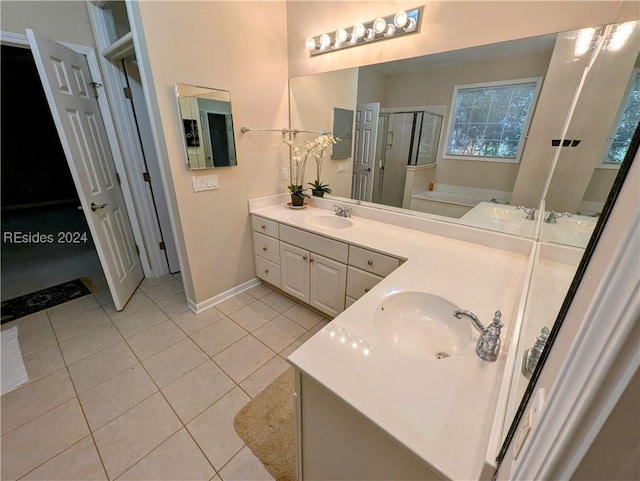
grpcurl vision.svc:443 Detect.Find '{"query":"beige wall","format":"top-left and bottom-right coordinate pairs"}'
top-left (289, 68), bottom-right (358, 198)
top-left (131, 1), bottom-right (289, 304)
top-left (1, 1), bottom-right (95, 47)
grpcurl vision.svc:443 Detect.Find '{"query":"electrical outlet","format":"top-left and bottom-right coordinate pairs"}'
top-left (337, 162), bottom-right (348, 173)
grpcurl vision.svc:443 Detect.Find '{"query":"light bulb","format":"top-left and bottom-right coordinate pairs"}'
top-left (394, 10), bottom-right (408, 28)
top-left (349, 33), bottom-right (359, 45)
top-left (574, 27), bottom-right (595, 57)
top-left (352, 23), bottom-right (366, 38)
top-left (404, 17), bottom-right (417, 32)
top-left (384, 24), bottom-right (396, 37)
top-left (364, 28), bottom-right (376, 41)
top-left (304, 37), bottom-right (317, 50)
top-left (319, 33), bottom-right (331, 50)
top-left (608, 21), bottom-right (635, 52)
top-left (373, 17), bottom-right (387, 34)
top-left (336, 28), bottom-right (348, 43)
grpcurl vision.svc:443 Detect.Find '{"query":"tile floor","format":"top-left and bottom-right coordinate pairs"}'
top-left (1, 275), bottom-right (329, 481)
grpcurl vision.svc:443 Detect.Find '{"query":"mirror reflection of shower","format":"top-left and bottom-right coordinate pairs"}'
top-left (373, 110), bottom-right (443, 207)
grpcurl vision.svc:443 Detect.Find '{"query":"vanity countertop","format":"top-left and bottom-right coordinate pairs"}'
top-left (249, 199), bottom-right (532, 480)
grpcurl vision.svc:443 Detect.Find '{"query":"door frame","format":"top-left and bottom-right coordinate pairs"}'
top-left (1, 30), bottom-right (177, 279)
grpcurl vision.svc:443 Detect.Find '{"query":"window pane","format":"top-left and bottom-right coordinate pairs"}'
top-left (605, 71), bottom-right (640, 163)
top-left (446, 81), bottom-right (538, 160)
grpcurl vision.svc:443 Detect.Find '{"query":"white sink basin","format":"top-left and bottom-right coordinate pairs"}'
top-left (305, 215), bottom-right (353, 229)
top-left (373, 292), bottom-right (473, 360)
top-left (480, 206), bottom-right (521, 220)
top-left (558, 217), bottom-right (596, 233)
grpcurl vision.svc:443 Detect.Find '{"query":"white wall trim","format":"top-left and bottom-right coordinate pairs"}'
top-left (1, 31), bottom-right (92, 55)
top-left (189, 277), bottom-right (263, 314)
top-left (513, 180), bottom-right (640, 479)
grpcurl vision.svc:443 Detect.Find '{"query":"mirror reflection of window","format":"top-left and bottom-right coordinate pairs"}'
top-left (603, 68), bottom-right (640, 164)
top-left (444, 78), bottom-right (541, 162)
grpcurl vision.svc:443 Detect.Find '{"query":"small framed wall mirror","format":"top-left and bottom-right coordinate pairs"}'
top-left (175, 83), bottom-right (238, 170)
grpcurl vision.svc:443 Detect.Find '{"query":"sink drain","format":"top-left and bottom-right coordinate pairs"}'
top-left (435, 352), bottom-right (450, 359)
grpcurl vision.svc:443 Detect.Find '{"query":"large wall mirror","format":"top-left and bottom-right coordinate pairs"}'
top-left (289, 18), bottom-right (640, 458)
top-left (175, 83), bottom-right (238, 170)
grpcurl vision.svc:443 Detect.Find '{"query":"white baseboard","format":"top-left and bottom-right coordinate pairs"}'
top-left (188, 277), bottom-right (262, 314)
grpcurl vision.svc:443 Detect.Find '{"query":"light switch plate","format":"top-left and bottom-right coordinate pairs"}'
top-left (337, 162), bottom-right (349, 173)
top-left (192, 175), bottom-right (219, 192)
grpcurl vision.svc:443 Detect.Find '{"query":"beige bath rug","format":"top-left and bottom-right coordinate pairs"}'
top-left (233, 368), bottom-right (297, 481)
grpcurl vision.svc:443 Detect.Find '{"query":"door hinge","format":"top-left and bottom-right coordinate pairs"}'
top-left (159, 241), bottom-right (166, 250)
top-left (90, 82), bottom-right (102, 98)
top-left (135, 244), bottom-right (140, 255)
top-left (143, 172), bottom-right (151, 183)
top-left (123, 86), bottom-right (132, 99)
top-left (116, 172), bottom-right (121, 185)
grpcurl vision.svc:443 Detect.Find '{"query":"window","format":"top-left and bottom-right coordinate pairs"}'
top-left (444, 78), bottom-right (541, 163)
top-left (603, 69), bottom-right (640, 165)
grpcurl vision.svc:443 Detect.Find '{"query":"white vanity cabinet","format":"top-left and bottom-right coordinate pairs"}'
top-left (279, 224), bottom-right (348, 318)
top-left (251, 216), bottom-right (281, 288)
top-left (346, 245), bottom-right (401, 307)
top-left (250, 214), bottom-right (401, 318)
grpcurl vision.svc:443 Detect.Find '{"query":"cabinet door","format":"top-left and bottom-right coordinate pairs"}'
top-left (280, 242), bottom-right (310, 304)
top-left (310, 253), bottom-right (346, 318)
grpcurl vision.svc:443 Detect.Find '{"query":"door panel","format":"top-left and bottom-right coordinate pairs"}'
top-left (310, 254), bottom-right (346, 318)
top-left (353, 103), bottom-right (380, 201)
top-left (27, 29), bottom-right (143, 310)
top-left (280, 242), bottom-right (310, 304)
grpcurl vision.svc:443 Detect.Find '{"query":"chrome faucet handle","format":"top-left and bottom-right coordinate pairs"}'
top-left (545, 211), bottom-right (572, 224)
top-left (516, 206), bottom-right (536, 221)
top-left (476, 311), bottom-right (503, 362)
top-left (522, 326), bottom-right (550, 379)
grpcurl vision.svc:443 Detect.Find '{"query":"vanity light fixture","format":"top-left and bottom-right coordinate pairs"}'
top-left (305, 7), bottom-right (421, 56)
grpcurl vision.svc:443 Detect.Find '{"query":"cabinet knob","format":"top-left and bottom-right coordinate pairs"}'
top-left (303, 256), bottom-right (308, 261)
top-left (261, 224), bottom-right (266, 229)
top-left (364, 288), bottom-right (370, 293)
top-left (262, 247), bottom-right (267, 251)
top-left (367, 260), bottom-right (374, 266)
top-left (310, 258), bottom-right (315, 263)
top-left (264, 269), bottom-right (269, 274)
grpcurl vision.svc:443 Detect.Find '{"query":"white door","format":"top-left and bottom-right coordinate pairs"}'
top-left (123, 58), bottom-right (180, 273)
top-left (27, 30), bottom-right (143, 310)
top-left (352, 103), bottom-right (380, 201)
top-left (279, 242), bottom-right (309, 304)
top-left (310, 254), bottom-right (346, 318)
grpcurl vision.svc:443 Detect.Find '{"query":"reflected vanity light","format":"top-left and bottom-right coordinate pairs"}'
top-left (305, 7), bottom-right (421, 56)
top-left (607, 21), bottom-right (636, 52)
top-left (574, 27), bottom-right (596, 57)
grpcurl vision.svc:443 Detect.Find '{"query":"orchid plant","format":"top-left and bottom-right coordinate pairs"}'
top-left (309, 134), bottom-right (340, 195)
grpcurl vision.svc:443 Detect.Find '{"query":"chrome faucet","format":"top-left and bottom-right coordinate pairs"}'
top-left (453, 310), bottom-right (503, 362)
top-left (522, 326), bottom-right (549, 379)
top-left (516, 206), bottom-right (536, 221)
top-left (545, 210), bottom-right (571, 224)
top-left (333, 205), bottom-right (352, 218)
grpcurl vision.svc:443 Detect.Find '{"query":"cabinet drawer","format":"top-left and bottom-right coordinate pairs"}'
top-left (251, 215), bottom-right (279, 238)
top-left (255, 256), bottom-right (281, 288)
top-left (348, 245), bottom-right (400, 277)
top-left (346, 266), bottom-right (383, 300)
top-left (252, 232), bottom-right (280, 264)
top-left (280, 224), bottom-right (348, 264)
